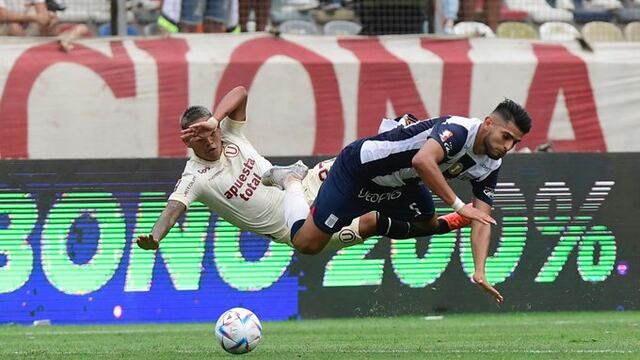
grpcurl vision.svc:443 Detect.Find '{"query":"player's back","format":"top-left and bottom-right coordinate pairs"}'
top-left (335, 115), bottom-right (499, 188)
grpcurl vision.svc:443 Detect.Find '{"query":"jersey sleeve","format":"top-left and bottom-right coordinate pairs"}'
top-left (471, 168), bottom-right (499, 206)
top-left (220, 116), bottom-right (247, 142)
top-left (427, 121), bottom-right (468, 160)
top-left (168, 173), bottom-right (201, 209)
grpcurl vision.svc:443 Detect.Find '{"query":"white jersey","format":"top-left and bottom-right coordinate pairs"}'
top-left (169, 117), bottom-right (289, 243)
top-left (169, 117), bottom-right (363, 249)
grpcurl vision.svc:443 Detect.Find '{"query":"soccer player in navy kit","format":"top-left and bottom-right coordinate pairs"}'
top-left (263, 99), bottom-right (532, 302)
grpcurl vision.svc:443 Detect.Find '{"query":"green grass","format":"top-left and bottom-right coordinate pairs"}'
top-left (1, 312), bottom-right (639, 359)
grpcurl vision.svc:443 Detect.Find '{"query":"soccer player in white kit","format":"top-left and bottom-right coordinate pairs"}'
top-left (136, 86), bottom-right (470, 252)
top-left (135, 86), bottom-right (370, 251)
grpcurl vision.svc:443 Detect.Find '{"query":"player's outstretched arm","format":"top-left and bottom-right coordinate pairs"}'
top-left (469, 198), bottom-right (504, 303)
top-left (412, 140), bottom-right (496, 225)
top-left (136, 200), bottom-right (186, 250)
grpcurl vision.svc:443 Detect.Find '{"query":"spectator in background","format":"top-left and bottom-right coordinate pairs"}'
top-left (180, 0), bottom-right (229, 33)
top-left (441, 0), bottom-right (459, 34)
top-left (3, 0), bottom-right (91, 52)
top-left (460, 0), bottom-right (499, 30)
top-left (239, 0), bottom-right (270, 32)
top-left (158, 0), bottom-right (182, 34)
top-left (0, 0), bottom-right (51, 34)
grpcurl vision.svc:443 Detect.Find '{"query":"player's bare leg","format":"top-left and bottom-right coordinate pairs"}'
top-left (289, 212), bottom-right (332, 255)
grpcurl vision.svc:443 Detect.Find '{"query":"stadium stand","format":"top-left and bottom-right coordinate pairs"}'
top-left (624, 20), bottom-right (640, 40)
top-left (496, 21), bottom-right (538, 38)
top-left (539, 20), bottom-right (581, 40)
top-left (323, 19), bottom-right (362, 35)
top-left (453, 20), bottom-right (497, 36)
top-left (581, 19), bottom-right (625, 41)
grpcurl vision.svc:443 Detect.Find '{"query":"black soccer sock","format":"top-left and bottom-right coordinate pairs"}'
top-left (375, 212), bottom-right (427, 239)
top-left (436, 218), bottom-right (451, 235)
top-left (375, 213), bottom-right (448, 239)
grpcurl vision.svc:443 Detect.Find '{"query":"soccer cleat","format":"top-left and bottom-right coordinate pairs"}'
top-left (438, 205), bottom-right (473, 231)
top-left (261, 160), bottom-right (308, 190)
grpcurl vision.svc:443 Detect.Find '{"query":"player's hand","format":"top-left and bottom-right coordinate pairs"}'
top-left (457, 205), bottom-right (496, 225)
top-left (180, 120), bottom-right (217, 143)
top-left (472, 271), bottom-right (504, 303)
top-left (136, 234), bottom-right (159, 250)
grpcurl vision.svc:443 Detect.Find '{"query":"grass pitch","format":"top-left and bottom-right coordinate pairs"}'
top-left (1, 312), bottom-right (638, 359)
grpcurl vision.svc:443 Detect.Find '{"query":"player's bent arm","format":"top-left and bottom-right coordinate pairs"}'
top-left (151, 200), bottom-right (187, 241)
top-left (213, 86), bottom-right (248, 122)
top-left (412, 139), bottom-right (458, 206)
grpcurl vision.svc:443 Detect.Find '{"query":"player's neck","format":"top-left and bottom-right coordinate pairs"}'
top-left (473, 125), bottom-right (488, 155)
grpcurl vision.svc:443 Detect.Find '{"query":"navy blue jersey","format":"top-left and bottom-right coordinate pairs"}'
top-left (340, 115), bottom-right (501, 205)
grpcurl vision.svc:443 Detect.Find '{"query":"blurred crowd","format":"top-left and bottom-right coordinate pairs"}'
top-left (0, 0), bottom-right (638, 51)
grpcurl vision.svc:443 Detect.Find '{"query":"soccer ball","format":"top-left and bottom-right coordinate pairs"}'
top-left (215, 307), bottom-right (262, 354)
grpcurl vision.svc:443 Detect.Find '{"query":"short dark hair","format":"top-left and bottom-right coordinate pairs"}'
top-left (492, 99), bottom-right (532, 134)
top-left (180, 106), bottom-right (212, 130)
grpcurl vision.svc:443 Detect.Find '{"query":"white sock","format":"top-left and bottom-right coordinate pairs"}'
top-left (283, 180), bottom-right (309, 229)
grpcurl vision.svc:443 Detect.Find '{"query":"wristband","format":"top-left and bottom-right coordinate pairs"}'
top-left (207, 117), bottom-right (220, 128)
top-left (452, 197), bottom-right (465, 212)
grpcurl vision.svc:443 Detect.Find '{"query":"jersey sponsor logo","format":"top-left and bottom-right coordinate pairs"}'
top-left (337, 228), bottom-right (357, 244)
top-left (448, 162), bottom-right (464, 176)
top-left (440, 129), bottom-right (453, 142)
top-left (357, 188), bottom-right (402, 203)
top-left (223, 158), bottom-right (262, 201)
top-left (197, 166), bottom-right (211, 174)
top-left (224, 143), bottom-right (239, 158)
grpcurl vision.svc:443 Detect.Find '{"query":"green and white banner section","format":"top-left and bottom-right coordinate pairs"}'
top-left (0, 155), bottom-right (636, 323)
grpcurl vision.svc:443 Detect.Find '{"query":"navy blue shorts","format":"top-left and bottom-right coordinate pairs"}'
top-left (311, 154), bottom-right (435, 234)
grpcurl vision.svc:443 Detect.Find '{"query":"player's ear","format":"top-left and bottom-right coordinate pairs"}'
top-left (484, 115), bottom-right (494, 127)
top-left (181, 138), bottom-right (192, 148)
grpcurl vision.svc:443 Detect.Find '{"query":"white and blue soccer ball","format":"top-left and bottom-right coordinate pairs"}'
top-left (215, 307), bottom-right (262, 354)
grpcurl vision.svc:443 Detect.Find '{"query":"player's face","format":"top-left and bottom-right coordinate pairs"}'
top-left (483, 116), bottom-right (524, 160)
top-left (186, 119), bottom-right (222, 161)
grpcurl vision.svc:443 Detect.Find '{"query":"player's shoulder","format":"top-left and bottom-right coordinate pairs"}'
top-left (182, 157), bottom-right (216, 179)
top-left (445, 116), bottom-right (482, 130)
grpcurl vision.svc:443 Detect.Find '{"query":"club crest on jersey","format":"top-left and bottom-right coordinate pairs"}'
top-left (440, 130), bottom-right (454, 142)
top-left (224, 143), bottom-right (239, 158)
top-left (448, 162), bottom-right (464, 176)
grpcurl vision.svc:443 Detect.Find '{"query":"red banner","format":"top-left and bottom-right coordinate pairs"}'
top-left (0, 34), bottom-right (638, 159)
